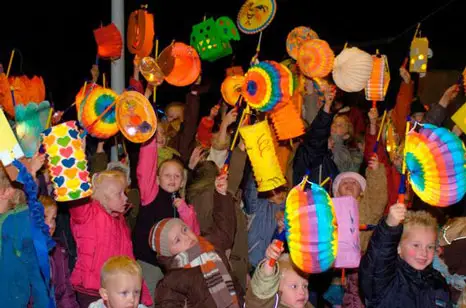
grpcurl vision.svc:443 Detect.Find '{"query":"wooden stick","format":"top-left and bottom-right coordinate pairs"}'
top-left (6, 49), bottom-right (15, 78)
top-left (320, 177), bottom-right (330, 187)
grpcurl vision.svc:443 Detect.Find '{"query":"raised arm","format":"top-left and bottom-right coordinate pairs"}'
top-left (137, 136), bottom-right (159, 206)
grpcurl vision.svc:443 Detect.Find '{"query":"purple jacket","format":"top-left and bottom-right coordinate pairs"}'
top-left (51, 240), bottom-right (79, 308)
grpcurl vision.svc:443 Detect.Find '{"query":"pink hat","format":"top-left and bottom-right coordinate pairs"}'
top-left (332, 172), bottom-right (366, 197)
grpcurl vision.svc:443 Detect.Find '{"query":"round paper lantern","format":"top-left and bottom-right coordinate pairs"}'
top-left (239, 120), bottom-right (286, 192)
top-left (221, 75), bottom-right (245, 106)
top-left (237, 0), bottom-right (277, 34)
top-left (116, 91), bottom-right (157, 143)
top-left (405, 123), bottom-right (466, 207)
top-left (286, 26), bottom-right (319, 60)
top-left (157, 42), bottom-right (201, 87)
top-left (127, 9), bottom-right (155, 57)
top-left (280, 59), bottom-right (299, 91)
top-left (285, 182), bottom-right (338, 273)
top-left (297, 39), bottom-right (334, 79)
top-left (81, 88), bottom-right (119, 139)
top-left (139, 57), bottom-right (165, 86)
top-left (333, 47), bottom-right (373, 93)
top-left (41, 121), bottom-right (92, 202)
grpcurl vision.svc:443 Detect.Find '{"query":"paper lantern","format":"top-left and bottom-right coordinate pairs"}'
top-left (127, 8), bottom-right (155, 57)
top-left (115, 91), bottom-right (157, 143)
top-left (0, 75), bottom-right (46, 118)
top-left (383, 118), bottom-right (401, 163)
top-left (405, 123), bottom-right (466, 207)
top-left (280, 59), bottom-right (299, 92)
top-left (451, 102), bottom-right (466, 134)
top-left (41, 121), bottom-right (92, 202)
top-left (157, 42), bottom-right (201, 87)
top-left (242, 61), bottom-right (292, 112)
top-left (0, 73), bottom-right (14, 117)
top-left (237, 0), bottom-right (277, 34)
top-left (81, 88), bottom-right (119, 139)
top-left (365, 55), bottom-right (390, 101)
top-left (409, 37), bottom-right (429, 73)
top-left (286, 26), bottom-right (319, 60)
top-left (297, 39), bottom-right (334, 79)
top-left (269, 101), bottom-right (305, 140)
top-left (94, 23), bottom-right (123, 60)
top-left (239, 120), bottom-right (286, 192)
top-left (191, 17), bottom-right (240, 62)
top-left (15, 101), bottom-right (51, 157)
top-left (221, 75), bottom-right (245, 106)
top-left (285, 181), bottom-right (338, 273)
top-left (332, 196), bottom-right (360, 269)
top-left (139, 57), bottom-right (165, 86)
top-left (0, 108), bottom-right (24, 167)
top-left (75, 83), bottom-right (102, 122)
top-left (333, 47), bottom-right (373, 93)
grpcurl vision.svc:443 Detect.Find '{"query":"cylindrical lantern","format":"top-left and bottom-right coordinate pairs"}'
top-left (239, 120), bottom-right (286, 192)
top-left (41, 121), bottom-right (92, 202)
top-left (365, 55), bottom-right (390, 101)
top-left (333, 47), bottom-right (373, 93)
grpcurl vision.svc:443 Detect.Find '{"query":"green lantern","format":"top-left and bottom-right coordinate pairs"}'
top-left (190, 16), bottom-right (240, 62)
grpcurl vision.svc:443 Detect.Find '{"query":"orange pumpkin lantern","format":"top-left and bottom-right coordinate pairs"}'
top-left (94, 23), bottom-right (123, 60)
top-left (297, 39), bottom-right (334, 79)
top-left (127, 8), bottom-right (155, 57)
top-left (221, 75), bottom-right (245, 106)
top-left (157, 42), bottom-right (201, 87)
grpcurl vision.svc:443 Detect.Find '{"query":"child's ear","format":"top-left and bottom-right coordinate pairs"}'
top-left (99, 288), bottom-right (108, 301)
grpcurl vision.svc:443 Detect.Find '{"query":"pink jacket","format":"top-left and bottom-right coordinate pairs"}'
top-left (69, 200), bottom-right (153, 306)
top-left (137, 136), bottom-right (200, 235)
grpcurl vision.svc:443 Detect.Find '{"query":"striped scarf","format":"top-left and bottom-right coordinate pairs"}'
top-left (173, 237), bottom-right (239, 308)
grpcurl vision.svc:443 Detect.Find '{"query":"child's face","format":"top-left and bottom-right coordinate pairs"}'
top-left (156, 127), bottom-right (167, 148)
top-left (279, 269), bottom-right (309, 308)
top-left (102, 179), bottom-right (128, 215)
top-left (158, 162), bottom-right (184, 193)
top-left (168, 221), bottom-right (198, 256)
top-left (99, 273), bottom-right (142, 308)
top-left (398, 225), bottom-right (437, 271)
top-left (331, 117), bottom-right (350, 138)
top-left (44, 206), bottom-right (57, 236)
top-left (337, 178), bottom-right (362, 199)
top-left (166, 106), bottom-right (183, 123)
top-left (268, 191), bottom-right (287, 205)
top-left (411, 112), bottom-right (425, 123)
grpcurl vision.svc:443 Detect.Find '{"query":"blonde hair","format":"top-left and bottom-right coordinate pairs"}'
top-left (157, 158), bottom-right (185, 177)
top-left (39, 195), bottom-right (57, 210)
top-left (333, 114), bottom-right (354, 138)
top-left (100, 256), bottom-right (142, 288)
top-left (402, 210), bottom-right (438, 239)
top-left (0, 165), bottom-right (26, 209)
top-left (277, 253), bottom-right (309, 279)
top-left (92, 170), bottom-right (127, 202)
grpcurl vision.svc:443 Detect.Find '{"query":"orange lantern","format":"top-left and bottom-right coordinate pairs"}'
top-left (0, 75), bottom-right (46, 118)
top-left (127, 8), bottom-right (155, 57)
top-left (74, 83), bottom-right (102, 121)
top-left (365, 55), bottom-right (390, 102)
top-left (297, 39), bottom-right (334, 79)
top-left (0, 73), bottom-right (14, 117)
top-left (94, 23), bottom-right (123, 60)
top-left (221, 75), bottom-right (245, 106)
top-left (157, 42), bottom-right (201, 87)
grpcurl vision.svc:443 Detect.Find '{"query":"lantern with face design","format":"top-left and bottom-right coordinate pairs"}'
top-left (190, 17), bottom-right (240, 62)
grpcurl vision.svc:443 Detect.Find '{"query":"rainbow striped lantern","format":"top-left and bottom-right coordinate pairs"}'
top-left (80, 88), bottom-right (119, 139)
top-left (285, 182), bottom-right (338, 273)
top-left (405, 123), bottom-right (466, 207)
top-left (241, 61), bottom-right (293, 112)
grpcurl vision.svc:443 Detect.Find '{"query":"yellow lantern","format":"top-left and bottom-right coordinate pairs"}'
top-left (409, 37), bottom-right (429, 73)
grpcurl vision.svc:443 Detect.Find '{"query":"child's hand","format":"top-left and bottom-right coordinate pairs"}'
top-left (215, 174), bottom-right (228, 195)
top-left (275, 211), bottom-right (285, 233)
top-left (400, 66), bottom-right (411, 84)
top-left (173, 198), bottom-right (186, 209)
top-left (223, 108), bottom-right (238, 127)
top-left (263, 240), bottom-right (284, 276)
top-left (91, 64), bottom-right (99, 83)
top-left (29, 152), bottom-right (46, 176)
top-left (386, 203), bottom-right (406, 227)
top-left (188, 146), bottom-right (206, 170)
top-left (368, 154), bottom-right (380, 170)
top-left (368, 108), bottom-right (378, 124)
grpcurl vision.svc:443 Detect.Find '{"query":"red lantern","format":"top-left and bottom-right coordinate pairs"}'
top-left (94, 23), bottom-right (123, 60)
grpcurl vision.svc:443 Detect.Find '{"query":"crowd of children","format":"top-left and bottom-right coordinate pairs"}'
top-left (0, 54), bottom-right (465, 308)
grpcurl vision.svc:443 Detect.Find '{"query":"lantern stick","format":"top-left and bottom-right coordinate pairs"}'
top-left (103, 73), bottom-right (106, 88)
top-left (153, 38), bottom-right (159, 103)
top-left (45, 108), bottom-right (54, 129)
top-left (229, 102), bottom-right (248, 152)
top-left (372, 109), bottom-right (388, 153)
top-left (6, 49), bottom-right (15, 78)
top-left (397, 117), bottom-right (411, 204)
top-left (320, 177), bottom-right (330, 187)
top-left (87, 100), bottom-right (117, 130)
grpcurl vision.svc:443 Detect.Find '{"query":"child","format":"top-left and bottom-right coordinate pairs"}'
top-left (245, 240), bottom-right (313, 308)
top-left (133, 135), bottom-right (200, 301)
top-left (149, 174), bottom-right (244, 307)
top-left (89, 256), bottom-right (148, 308)
top-left (39, 195), bottom-right (80, 307)
top-left (69, 170), bottom-right (152, 307)
top-left (0, 165), bottom-right (51, 307)
top-left (360, 205), bottom-right (451, 307)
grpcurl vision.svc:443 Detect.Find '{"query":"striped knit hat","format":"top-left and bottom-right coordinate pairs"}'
top-left (148, 218), bottom-right (184, 257)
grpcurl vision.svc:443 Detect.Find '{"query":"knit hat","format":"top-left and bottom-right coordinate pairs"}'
top-left (332, 172), bottom-right (366, 197)
top-left (148, 218), bottom-right (184, 257)
top-left (410, 96), bottom-right (427, 116)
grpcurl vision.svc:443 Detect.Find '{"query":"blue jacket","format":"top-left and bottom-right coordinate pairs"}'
top-left (360, 219), bottom-right (451, 308)
top-left (243, 173), bottom-right (284, 268)
top-left (0, 205), bottom-right (50, 308)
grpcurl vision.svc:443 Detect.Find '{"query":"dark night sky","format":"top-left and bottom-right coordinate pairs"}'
top-left (0, 0), bottom-right (465, 116)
